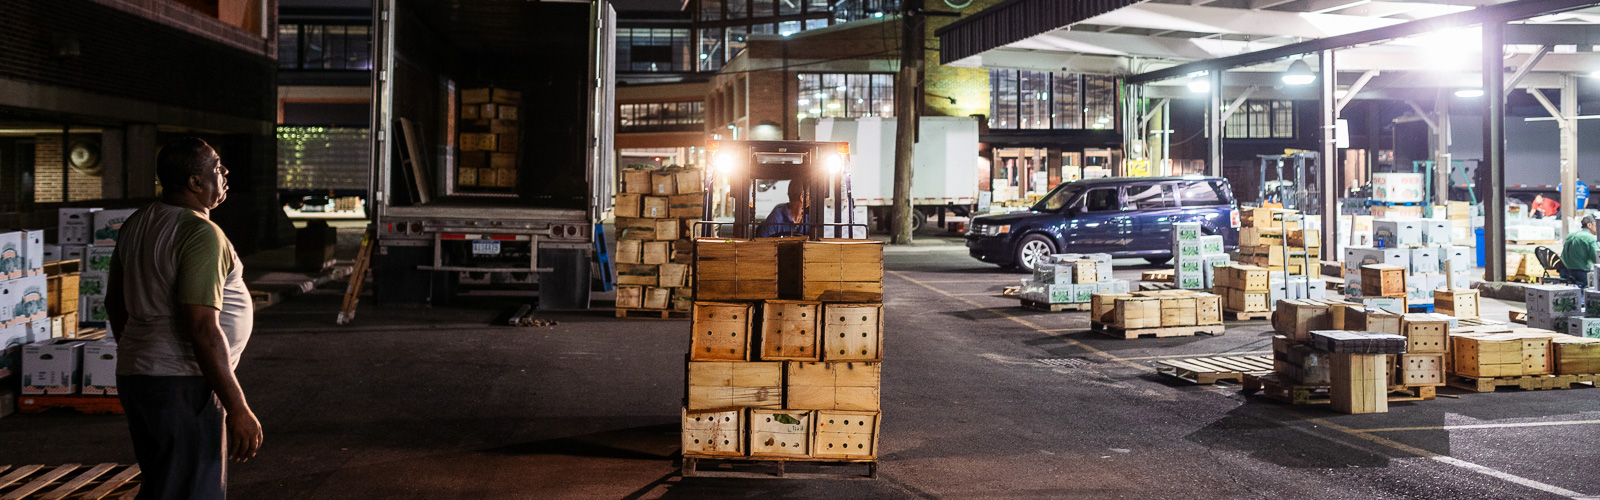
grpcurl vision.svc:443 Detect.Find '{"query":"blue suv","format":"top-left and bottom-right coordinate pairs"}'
top-left (966, 175), bottom-right (1240, 272)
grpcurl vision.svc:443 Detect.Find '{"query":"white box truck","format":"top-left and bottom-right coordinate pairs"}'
top-left (803, 116), bottom-right (980, 231)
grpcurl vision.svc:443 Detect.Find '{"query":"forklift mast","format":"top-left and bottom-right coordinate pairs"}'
top-left (702, 140), bottom-right (862, 239)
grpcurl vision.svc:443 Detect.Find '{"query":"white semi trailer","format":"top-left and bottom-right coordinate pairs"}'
top-left (803, 116), bottom-right (980, 231)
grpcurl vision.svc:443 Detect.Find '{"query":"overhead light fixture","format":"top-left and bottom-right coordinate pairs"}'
top-left (1455, 88), bottom-right (1484, 97)
top-left (1187, 76), bottom-right (1210, 93)
top-left (1281, 59), bottom-right (1315, 86)
top-left (1591, 69), bottom-right (1600, 78)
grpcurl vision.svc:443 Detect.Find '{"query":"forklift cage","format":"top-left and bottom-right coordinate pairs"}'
top-left (696, 140), bottom-right (869, 240)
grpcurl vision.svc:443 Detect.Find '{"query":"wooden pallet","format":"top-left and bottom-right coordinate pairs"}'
top-left (1507, 275), bottom-right (1540, 284)
top-left (1456, 317), bottom-right (1507, 328)
top-left (1140, 270), bottom-right (1174, 282)
top-left (17, 395), bottom-right (123, 415)
top-left (1155, 355), bottom-right (1273, 384)
top-left (1242, 373), bottom-right (1436, 405)
top-left (1137, 282), bottom-right (1182, 292)
top-left (1020, 299), bottom-right (1090, 312)
top-left (1448, 373), bottom-right (1600, 392)
top-left (0, 463), bottom-right (140, 499)
top-left (1507, 240), bottom-right (1558, 246)
top-left (1324, 276), bottom-right (1345, 294)
top-left (614, 308), bottom-right (689, 319)
top-left (1222, 309), bottom-right (1271, 321)
top-left (1090, 321), bottom-right (1225, 339)
top-left (1508, 310), bottom-right (1527, 325)
top-left (682, 455), bottom-right (876, 480)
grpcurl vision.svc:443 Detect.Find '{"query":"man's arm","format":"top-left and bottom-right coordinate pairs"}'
top-left (181, 304), bottom-right (262, 462)
top-left (107, 256), bottom-right (126, 342)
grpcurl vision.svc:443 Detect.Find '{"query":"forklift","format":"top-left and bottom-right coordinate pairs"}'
top-left (699, 140), bottom-right (868, 240)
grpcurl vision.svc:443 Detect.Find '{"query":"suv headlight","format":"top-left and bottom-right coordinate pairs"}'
top-left (969, 224), bottom-right (1010, 237)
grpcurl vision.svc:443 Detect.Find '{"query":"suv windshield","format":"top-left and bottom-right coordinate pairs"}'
top-left (1033, 183), bottom-right (1082, 212)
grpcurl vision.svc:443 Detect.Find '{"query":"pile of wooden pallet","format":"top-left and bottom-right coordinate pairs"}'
top-left (1088, 289), bottom-right (1223, 338)
top-left (1257, 300), bottom-right (1448, 413)
top-left (681, 238), bottom-right (883, 478)
top-left (614, 167), bottom-right (705, 318)
top-left (0, 463), bottom-right (141, 499)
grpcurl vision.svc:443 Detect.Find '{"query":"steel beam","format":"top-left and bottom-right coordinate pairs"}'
top-left (1321, 51), bottom-right (1338, 255)
top-left (1335, 70), bottom-right (1379, 115)
top-left (1208, 71), bottom-right (1224, 176)
top-left (1483, 22), bottom-right (1507, 282)
top-left (1504, 45), bottom-right (1548, 99)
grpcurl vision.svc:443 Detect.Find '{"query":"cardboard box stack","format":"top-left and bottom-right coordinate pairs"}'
top-left (1171, 222), bottom-right (1224, 290)
top-left (615, 166), bottom-right (705, 313)
top-left (1524, 284), bottom-right (1582, 332)
top-left (682, 238), bottom-right (883, 462)
top-left (457, 87), bottom-right (521, 188)
top-left (1019, 253), bottom-right (1129, 305)
top-left (1344, 216), bottom-right (1472, 305)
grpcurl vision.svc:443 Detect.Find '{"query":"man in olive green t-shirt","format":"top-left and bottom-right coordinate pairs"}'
top-left (107, 138), bottom-right (262, 499)
top-left (1561, 215), bottom-right (1600, 289)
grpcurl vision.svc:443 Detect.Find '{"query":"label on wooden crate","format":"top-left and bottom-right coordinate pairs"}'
top-left (751, 409), bottom-right (813, 458)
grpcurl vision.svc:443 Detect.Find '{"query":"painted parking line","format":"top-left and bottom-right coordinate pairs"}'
top-left (1349, 419), bottom-right (1600, 433)
top-left (1311, 418), bottom-right (1593, 499)
top-left (1114, 351), bottom-right (1271, 361)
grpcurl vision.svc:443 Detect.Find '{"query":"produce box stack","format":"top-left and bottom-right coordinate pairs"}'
top-left (1089, 289), bottom-right (1223, 335)
top-left (1346, 217), bottom-right (1471, 305)
top-left (614, 166), bottom-right (704, 315)
top-left (1171, 222), bottom-right (1222, 290)
top-left (1, 227), bottom-right (55, 363)
top-left (457, 87), bottom-right (521, 189)
top-left (1524, 284), bottom-right (1582, 332)
top-left (682, 238), bottom-right (883, 463)
top-left (1019, 253), bottom-right (1129, 305)
top-left (1392, 314), bottom-right (1448, 387)
top-left (1212, 264), bottom-right (1270, 315)
top-left (1568, 291), bottom-right (1600, 338)
top-left (1446, 201), bottom-right (1474, 245)
top-left (56, 208), bottom-right (134, 328)
top-left (1238, 208), bottom-right (1319, 276)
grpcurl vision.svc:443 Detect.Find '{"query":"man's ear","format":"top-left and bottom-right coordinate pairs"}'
top-left (187, 174), bottom-right (205, 194)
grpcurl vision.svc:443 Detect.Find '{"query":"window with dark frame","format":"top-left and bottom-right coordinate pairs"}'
top-left (1225, 99), bottom-right (1295, 139)
top-left (617, 28), bottom-right (694, 73)
top-left (694, 0), bottom-right (842, 72)
top-left (618, 102), bottom-right (706, 132)
top-left (796, 73), bottom-right (894, 119)
top-left (277, 23), bottom-right (372, 70)
top-left (989, 70), bottom-right (1117, 131)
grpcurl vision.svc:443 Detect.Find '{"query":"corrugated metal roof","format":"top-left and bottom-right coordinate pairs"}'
top-left (934, 0), bottom-right (1144, 64)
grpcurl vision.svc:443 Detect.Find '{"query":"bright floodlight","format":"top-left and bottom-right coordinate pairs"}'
top-left (1187, 77), bottom-right (1209, 93)
top-left (1591, 69), bottom-right (1600, 78)
top-left (1282, 60), bottom-right (1315, 86)
top-left (1455, 89), bottom-right (1484, 98)
top-left (826, 154), bottom-right (842, 173)
top-left (716, 153), bottom-right (733, 172)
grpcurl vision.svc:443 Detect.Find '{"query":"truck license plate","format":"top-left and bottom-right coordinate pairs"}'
top-left (472, 240), bottom-right (501, 256)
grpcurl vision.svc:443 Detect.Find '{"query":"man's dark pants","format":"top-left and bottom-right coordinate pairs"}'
top-left (1561, 268), bottom-right (1590, 290)
top-left (118, 375), bottom-right (226, 500)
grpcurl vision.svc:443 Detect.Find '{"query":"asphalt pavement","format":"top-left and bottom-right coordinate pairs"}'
top-left (1, 241), bottom-right (1597, 499)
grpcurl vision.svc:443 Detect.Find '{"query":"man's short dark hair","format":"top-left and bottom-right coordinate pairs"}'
top-left (155, 138), bottom-right (216, 190)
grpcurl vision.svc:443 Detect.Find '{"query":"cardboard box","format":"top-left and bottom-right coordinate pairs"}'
top-left (92, 209), bottom-right (138, 246)
top-left (1344, 247), bottom-right (1410, 273)
top-left (0, 231), bottom-right (21, 280)
top-left (4, 275), bottom-right (48, 327)
top-left (58, 208), bottom-right (100, 245)
top-left (1373, 219), bottom-right (1423, 247)
top-left (21, 338), bottom-right (84, 395)
top-left (80, 339), bottom-right (117, 395)
top-left (1199, 235), bottom-right (1224, 255)
top-left (19, 230), bottom-right (43, 277)
top-left (0, 323), bottom-right (30, 375)
top-left (1409, 247), bottom-right (1439, 274)
top-left (1373, 172), bottom-right (1425, 203)
top-left (1423, 219), bottom-right (1453, 245)
top-left (86, 245), bottom-right (114, 273)
top-left (1173, 222), bottom-right (1203, 241)
top-left (460, 87), bottom-right (522, 105)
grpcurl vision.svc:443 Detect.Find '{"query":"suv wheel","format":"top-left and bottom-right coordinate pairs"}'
top-left (1144, 257), bottom-right (1171, 265)
top-left (1015, 234), bottom-right (1055, 273)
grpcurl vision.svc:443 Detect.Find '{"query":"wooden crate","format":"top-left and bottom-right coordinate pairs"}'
top-left (822, 304), bottom-right (883, 362)
top-left (652, 172), bottom-right (678, 196)
top-left (642, 287), bottom-right (671, 310)
top-left (1113, 297), bottom-right (1162, 329)
top-left (751, 409), bottom-right (813, 458)
top-left (1220, 287), bottom-right (1268, 312)
top-left (616, 240), bottom-right (643, 265)
top-left (1271, 299), bottom-right (1331, 342)
top-left (687, 362), bottom-right (783, 410)
top-left (1330, 353), bottom-right (1388, 414)
top-left (1435, 289), bottom-right (1479, 319)
top-left (1091, 293), bottom-right (1131, 324)
top-left (785, 361), bottom-right (880, 411)
top-left (1553, 336), bottom-right (1600, 375)
top-left (812, 410), bottom-right (879, 460)
top-left (760, 300), bottom-right (820, 361)
top-left (1360, 264), bottom-right (1407, 298)
top-left (676, 169), bottom-right (704, 194)
top-left (1288, 228), bottom-right (1320, 248)
top-left (1159, 297), bottom-right (1197, 327)
top-left (642, 196), bottom-right (670, 218)
top-left (1225, 264), bottom-right (1270, 292)
top-left (669, 194), bottom-right (704, 219)
top-left (683, 408), bottom-right (745, 457)
top-left (1396, 354), bottom-right (1446, 386)
top-left (461, 87), bottom-right (521, 104)
top-left (622, 170), bottom-right (652, 194)
top-left (659, 263), bottom-right (689, 288)
top-left (47, 273), bottom-right (79, 315)
top-left (616, 264), bottom-right (659, 286)
top-left (695, 239), bottom-right (779, 301)
top-left (1451, 333), bottom-right (1552, 378)
top-left (1194, 293), bottom-right (1222, 325)
top-left (654, 219), bottom-right (680, 240)
top-left (616, 285), bottom-right (643, 309)
top-left (1400, 314), bottom-right (1448, 354)
top-left (1350, 308), bottom-right (1402, 335)
top-left (642, 241), bottom-right (671, 265)
top-left (615, 217), bottom-right (657, 240)
top-left (789, 240), bottom-right (885, 302)
top-left (615, 193), bottom-right (642, 218)
top-left (691, 302), bottom-right (754, 362)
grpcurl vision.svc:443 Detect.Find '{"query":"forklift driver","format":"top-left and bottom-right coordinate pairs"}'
top-left (756, 179), bottom-right (810, 237)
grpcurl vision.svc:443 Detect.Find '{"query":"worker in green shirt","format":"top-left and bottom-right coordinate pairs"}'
top-left (1562, 215), bottom-right (1600, 288)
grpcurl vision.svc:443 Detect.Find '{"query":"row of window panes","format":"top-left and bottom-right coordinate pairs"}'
top-left (619, 102), bottom-right (706, 131)
top-left (618, 28), bottom-right (695, 72)
top-left (1223, 100), bottom-right (1295, 139)
top-left (700, 0), bottom-right (834, 21)
top-left (796, 73), bottom-right (894, 119)
top-left (696, 19), bottom-right (831, 71)
top-left (988, 70), bottom-right (1116, 130)
top-left (832, 0), bottom-right (900, 25)
top-left (277, 24), bottom-right (372, 71)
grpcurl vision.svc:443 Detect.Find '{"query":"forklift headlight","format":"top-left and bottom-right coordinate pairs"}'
top-left (826, 154), bottom-right (842, 174)
top-left (716, 153), bottom-right (734, 173)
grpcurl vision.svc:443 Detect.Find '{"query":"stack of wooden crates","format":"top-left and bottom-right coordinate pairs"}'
top-left (682, 238), bottom-right (883, 466)
top-left (457, 87), bottom-right (520, 188)
top-left (1238, 208), bottom-right (1319, 275)
top-left (614, 167), bottom-right (704, 315)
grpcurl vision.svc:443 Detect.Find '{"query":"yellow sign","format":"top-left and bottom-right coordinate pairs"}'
top-left (1125, 159), bottom-right (1152, 177)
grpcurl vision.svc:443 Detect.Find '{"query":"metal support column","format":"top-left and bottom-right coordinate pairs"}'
top-left (1320, 51), bottom-right (1338, 255)
top-left (1208, 71), bottom-right (1224, 177)
top-left (1561, 74), bottom-right (1579, 230)
top-left (1432, 90), bottom-right (1451, 214)
top-left (1483, 22), bottom-right (1507, 282)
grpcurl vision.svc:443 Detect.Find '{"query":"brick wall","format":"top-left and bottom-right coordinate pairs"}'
top-left (33, 136), bottom-right (63, 204)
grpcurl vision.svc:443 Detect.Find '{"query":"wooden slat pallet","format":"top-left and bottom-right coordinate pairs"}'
top-left (1507, 240), bottom-right (1558, 246)
top-left (1140, 270), bottom-right (1174, 282)
top-left (1447, 373), bottom-right (1600, 392)
top-left (1222, 309), bottom-right (1271, 321)
top-left (1137, 282), bottom-right (1181, 292)
top-left (1324, 276), bottom-right (1345, 294)
top-left (615, 308), bottom-right (689, 319)
top-left (1019, 299), bottom-right (1090, 312)
top-left (1456, 317), bottom-right (1507, 328)
top-left (1090, 321), bottom-right (1225, 339)
top-left (1241, 373), bottom-right (1437, 405)
top-left (17, 395), bottom-right (123, 415)
top-left (1155, 355), bottom-right (1273, 384)
top-left (682, 455), bottom-right (876, 480)
top-left (0, 463), bottom-right (140, 500)
top-left (1508, 310), bottom-right (1527, 325)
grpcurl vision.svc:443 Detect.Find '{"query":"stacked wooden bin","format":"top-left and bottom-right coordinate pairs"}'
top-left (1089, 289), bottom-right (1223, 339)
top-left (457, 87), bottom-right (520, 188)
top-left (681, 238), bottom-right (883, 476)
top-left (614, 167), bottom-right (705, 317)
top-left (1238, 208), bottom-right (1320, 276)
